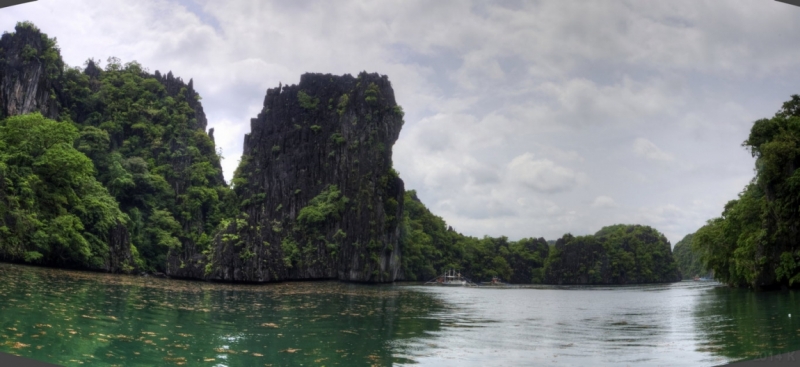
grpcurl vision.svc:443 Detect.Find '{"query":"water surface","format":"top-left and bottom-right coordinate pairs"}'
top-left (1, 263), bottom-right (799, 366)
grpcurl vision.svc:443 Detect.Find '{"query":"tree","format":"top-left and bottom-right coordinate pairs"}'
top-left (0, 113), bottom-right (134, 271)
top-left (694, 95), bottom-right (800, 289)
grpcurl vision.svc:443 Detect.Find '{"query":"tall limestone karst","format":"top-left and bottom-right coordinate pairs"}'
top-left (178, 73), bottom-right (406, 283)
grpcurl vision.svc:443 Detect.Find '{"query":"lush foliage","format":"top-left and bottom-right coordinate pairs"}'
top-left (693, 95), bottom-right (800, 289)
top-left (543, 224), bottom-right (680, 284)
top-left (399, 190), bottom-right (549, 283)
top-left (673, 233), bottom-right (711, 279)
top-left (400, 194), bottom-right (678, 284)
top-left (0, 24), bottom-right (228, 273)
top-left (297, 90), bottom-right (319, 110)
top-left (57, 58), bottom-right (229, 272)
top-left (0, 113), bottom-right (133, 270)
top-left (57, 58), bottom-right (228, 271)
top-left (296, 185), bottom-right (348, 228)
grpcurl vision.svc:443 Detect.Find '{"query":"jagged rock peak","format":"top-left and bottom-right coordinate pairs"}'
top-left (186, 71), bottom-right (406, 283)
top-left (151, 69), bottom-right (208, 131)
top-left (0, 21), bottom-right (64, 120)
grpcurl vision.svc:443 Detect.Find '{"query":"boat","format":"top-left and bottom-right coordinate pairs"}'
top-left (480, 276), bottom-right (505, 286)
top-left (425, 269), bottom-right (471, 286)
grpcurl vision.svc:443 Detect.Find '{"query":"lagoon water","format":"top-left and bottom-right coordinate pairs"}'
top-left (1, 263), bottom-right (799, 366)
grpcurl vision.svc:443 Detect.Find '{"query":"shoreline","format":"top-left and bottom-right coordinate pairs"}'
top-left (0, 261), bottom-right (690, 289)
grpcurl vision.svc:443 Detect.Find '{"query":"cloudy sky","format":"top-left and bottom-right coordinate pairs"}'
top-left (2, 0), bottom-right (800, 245)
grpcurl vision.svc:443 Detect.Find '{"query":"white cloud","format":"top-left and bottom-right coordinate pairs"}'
top-left (592, 196), bottom-right (618, 209)
top-left (507, 153), bottom-right (585, 193)
top-left (633, 138), bottom-right (674, 162)
top-left (533, 144), bottom-right (585, 163)
top-left (536, 76), bottom-right (684, 128)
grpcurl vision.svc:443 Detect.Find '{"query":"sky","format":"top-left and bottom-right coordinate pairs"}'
top-left (2, 0), bottom-right (800, 246)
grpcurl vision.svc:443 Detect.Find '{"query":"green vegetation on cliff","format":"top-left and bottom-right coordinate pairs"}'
top-left (673, 233), bottom-right (710, 279)
top-left (0, 23), bottom-right (228, 273)
top-left (61, 59), bottom-right (229, 273)
top-left (400, 195), bottom-right (680, 284)
top-left (0, 113), bottom-right (134, 271)
top-left (693, 95), bottom-right (800, 290)
top-left (400, 190), bottom-right (550, 283)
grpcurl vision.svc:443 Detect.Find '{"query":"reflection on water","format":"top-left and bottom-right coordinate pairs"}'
top-left (0, 263), bottom-right (445, 366)
top-left (396, 283), bottom-right (723, 366)
top-left (1, 263), bottom-right (800, 366)
top-left (693, 286), bottom-right (800, 362)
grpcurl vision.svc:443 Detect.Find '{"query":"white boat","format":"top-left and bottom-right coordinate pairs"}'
top-left (480, 276), bottom-right (505, 286)
top-left (425, 269), bottom-right (470, 286)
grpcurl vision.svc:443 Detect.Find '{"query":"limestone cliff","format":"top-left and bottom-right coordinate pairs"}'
top-left (188, 72), bottom-right (406, 283)
top-left (0, 22), bottom-right (63, 120)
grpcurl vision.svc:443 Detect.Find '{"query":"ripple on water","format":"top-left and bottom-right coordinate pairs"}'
top-left (2, 264), bottom-right (800, 366)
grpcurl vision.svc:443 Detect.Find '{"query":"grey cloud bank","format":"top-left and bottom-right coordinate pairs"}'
top-left (1, 0), bottom-right (799, 245)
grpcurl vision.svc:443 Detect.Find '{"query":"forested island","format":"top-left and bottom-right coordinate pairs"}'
top-left (0, 21), bottom-right (687, 285)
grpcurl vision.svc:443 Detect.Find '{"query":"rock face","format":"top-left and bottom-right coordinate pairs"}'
top-left (0, 22), bottom-right (63, 120)
top-left (200, 72), bottom-right (405, 283)
top-left (104, 223), bottom-right (136, 273)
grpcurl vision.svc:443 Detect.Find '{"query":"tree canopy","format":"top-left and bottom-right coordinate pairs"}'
top-left (693, 95), bottom-right (800, 290)
top-left (0, 113), bottom-right (133, 271)
top-left (673, 233), bottom-right (710, 279)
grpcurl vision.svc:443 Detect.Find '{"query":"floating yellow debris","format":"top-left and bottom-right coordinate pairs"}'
top-left (253, 353), bottom-right (263, 357)
top-left (280, 348), bottom-right (300, 353)
top-left (260, 323), bottom-right (279, 328)
top-left (213, 348), bottom-right (237, 354)
top-left (10, 342), bottom-right (29, 349)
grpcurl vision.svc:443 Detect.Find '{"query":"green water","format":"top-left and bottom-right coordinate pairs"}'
top-left (1, 263), bottom-right (799, 366)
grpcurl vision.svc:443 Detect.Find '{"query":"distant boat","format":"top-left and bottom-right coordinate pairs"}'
top-left (480, 276), bottom-right (505, 286)
top-left (425, 269), bottom-right (470, 286)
